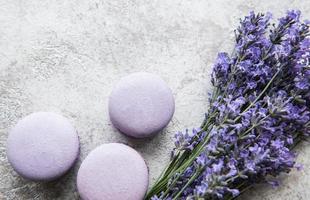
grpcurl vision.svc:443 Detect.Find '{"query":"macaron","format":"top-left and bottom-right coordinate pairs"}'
top-left (6, 112), bottom-right (79, 181)
top-left (77, 143), bottom-right (149, 200)
top-left (109, 72), bottom-right (175, 138)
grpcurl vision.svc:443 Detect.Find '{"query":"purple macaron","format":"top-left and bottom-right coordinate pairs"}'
top-left (77, 143), bottom-right (149, 200)
top-left (109, 72), bottom-right (175, 138)
top-left (6, 112), bottom-right (79, 181)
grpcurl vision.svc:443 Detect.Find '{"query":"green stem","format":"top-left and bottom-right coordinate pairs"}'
top-left (172, 167), bottom-right (203, 200)
top-left (146, 113), bottom-right (219, 198)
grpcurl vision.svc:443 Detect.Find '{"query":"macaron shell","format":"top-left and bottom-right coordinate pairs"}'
top-left (77, 143), bottom-right (149, 200)
top-left (6, 112), bottom-right (79, 181)
top-left (109, 72), bottom-right (175, 138)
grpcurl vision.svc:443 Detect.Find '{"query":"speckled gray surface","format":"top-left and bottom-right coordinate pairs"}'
top-left (1, 0), bottom-right (310, 199)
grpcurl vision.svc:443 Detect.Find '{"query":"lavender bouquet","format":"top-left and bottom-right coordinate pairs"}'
top-left (146, 10), bottom-right (310, 200)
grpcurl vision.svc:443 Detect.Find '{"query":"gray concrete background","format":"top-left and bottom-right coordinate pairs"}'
top-left (0, 0), bottom-right (309, 199)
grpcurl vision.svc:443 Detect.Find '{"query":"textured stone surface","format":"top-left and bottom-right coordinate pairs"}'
top-left (0, 0), bottom-right (309, 199)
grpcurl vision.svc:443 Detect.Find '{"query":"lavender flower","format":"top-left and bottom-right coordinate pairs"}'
top-left (146, 10), bottom-right (310, 200)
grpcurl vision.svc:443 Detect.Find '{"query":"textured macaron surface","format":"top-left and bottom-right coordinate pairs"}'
top-left (109, 72), bottom-right (175, 138)
top-left (6, 112), bottom-right (79, 181)
top-left (77, 143), bottom-right (149, 200)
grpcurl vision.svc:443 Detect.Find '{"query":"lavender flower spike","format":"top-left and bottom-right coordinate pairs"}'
top-left (146, 10), bottom-right (310, 200)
